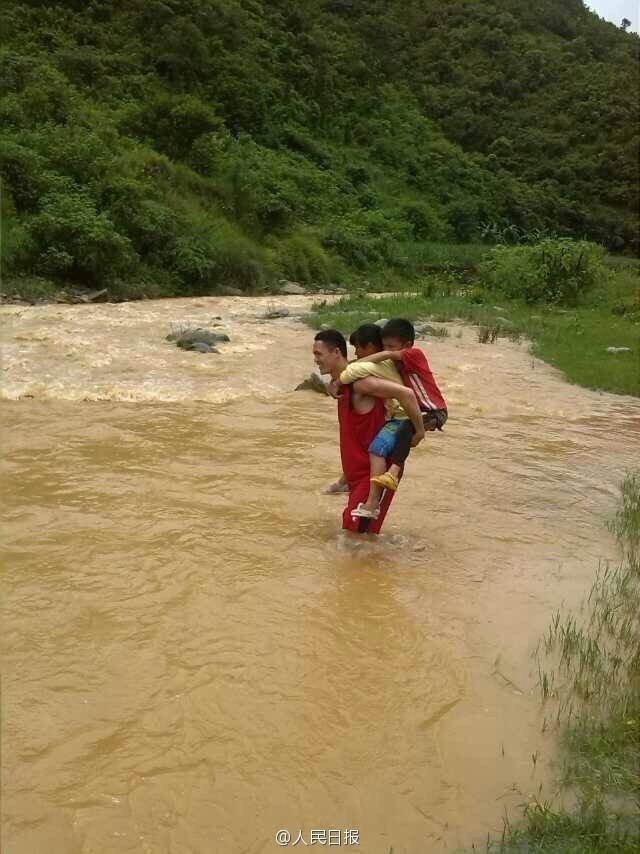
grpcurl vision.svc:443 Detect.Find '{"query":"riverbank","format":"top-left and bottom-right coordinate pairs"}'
top-left (304, 266), bottom-right (640, 397)
top-left (467, 471), bottom-right (640, 853)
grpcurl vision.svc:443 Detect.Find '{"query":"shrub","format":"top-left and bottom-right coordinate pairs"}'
top-left (1, 121), bottom-right (117, 214)
top-left (16, 63), bottom-right (77, 125)
top-left (30, 122), bottom-right (115, 188)
top-left (399, 202), bottom-right (448, 241)
top-left (446, 198), bottom-right (484, 241)
top-left (345, 165), bottom-right (370, 187)
top-left (188, 129), bottom-right (232, 177)
top-left (219, 138), bottom-right (343, 232)
top-left (480, 238), bottom-right (606, 305)
top-left (28, 190), bottom-right (136, 284)
top-left (224, 144), bottom-right (301, 232)
top-left (101, 175), bottom-right (177, 257)
top-left (166, 219), bottom-right (267, 293)
top-left (209, 222), bottom-right (266, 291)
top-left (272, 233), bottom-right (337, 285)
top-left (120, 94), bottom-right (224, 162)
top-left (280, 126), bottom-right (331, 169)
top-left (171, 229), bottom-right (218, 284)
top-left (0, 136), bottom-right (48, 211)
top-left (0, 197), bottom-right (31, 271)
top-left (322, 210), bottom-right (411, 269)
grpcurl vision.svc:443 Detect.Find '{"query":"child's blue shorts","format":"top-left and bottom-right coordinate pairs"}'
top-left (368, 418), bottom-right (406, 457)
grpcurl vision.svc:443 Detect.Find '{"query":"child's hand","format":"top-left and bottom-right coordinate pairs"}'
top-left (327, 379), bottom-right (342, 398)
top-left (410, 430), bottom-right (425, 447)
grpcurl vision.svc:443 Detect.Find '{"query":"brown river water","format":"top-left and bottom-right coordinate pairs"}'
top-left (2, 295), bottom-right (639, 854)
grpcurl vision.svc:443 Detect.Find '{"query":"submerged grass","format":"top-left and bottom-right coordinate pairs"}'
top-left (304, 269), bottom-right (639, 397)
top-left (468, 472), bottom-right (640, 853)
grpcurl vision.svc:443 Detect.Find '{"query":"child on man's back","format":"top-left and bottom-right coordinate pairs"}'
top-left (340, 317), bottom-right (448, 518)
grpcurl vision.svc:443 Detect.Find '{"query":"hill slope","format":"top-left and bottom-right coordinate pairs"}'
top-left (1, 0), bottom-right (637, 297)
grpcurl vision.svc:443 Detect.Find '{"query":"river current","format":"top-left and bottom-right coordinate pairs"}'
top-left (2, 295), bottom-right (638, 853)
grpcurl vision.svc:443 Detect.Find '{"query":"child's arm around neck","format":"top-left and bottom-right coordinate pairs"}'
top-left (355, 349), bottom-right (403, 364)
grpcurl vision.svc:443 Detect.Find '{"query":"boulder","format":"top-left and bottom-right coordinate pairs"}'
top-left (264, 306), bottom-right (290, 319)
top-left (176, 328), bottom-right (230, 347)
top-left (295, 367), bottom-right (331, 395)
top-left (374, 318), bottom-right (389, 327)
top-left (183, 341), bottom-right (218, 354)
top-left (414, 322), bottom-right (438, 336)
top-left (279, 280), bottom-right (306, 295)
top-left (77, 288), bottom-right (109, 303)
top-left (166, 320), bottom-right (230, 342)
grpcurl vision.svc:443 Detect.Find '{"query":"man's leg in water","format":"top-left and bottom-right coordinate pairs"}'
top-left (343, 472), bottom-right (399, 534)
top-left (353, 419), bottom-right (405, 516)
top-left (321, 472), bottom-right (350, 494)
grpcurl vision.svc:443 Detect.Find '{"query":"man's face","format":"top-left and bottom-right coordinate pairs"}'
top-left (354, 341), bottom-right (379, 360)
top-left (313, 340), bottom-right (341, 374)
top-left (382, 335), bottom-right (407, 352)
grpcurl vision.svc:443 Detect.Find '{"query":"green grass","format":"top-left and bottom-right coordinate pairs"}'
top-left (304, 269), bottom-right (640, 397)
top-left (464, 471), bottom-right (640, 853)
top-left (474, 799), bottom-right (639, 853)
top-left (604, 255), bottom-right (640, 271)
top-left (0, 275), bottom-right (61, 302)
top-left (396, 241), bottom-right (488, 271)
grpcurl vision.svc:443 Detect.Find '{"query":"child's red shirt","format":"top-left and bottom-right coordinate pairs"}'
top-left (397, 347), bottom-right (447, 411)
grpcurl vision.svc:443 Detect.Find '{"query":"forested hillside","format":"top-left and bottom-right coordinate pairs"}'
top-left (1, 0), bottom-right (637, 297)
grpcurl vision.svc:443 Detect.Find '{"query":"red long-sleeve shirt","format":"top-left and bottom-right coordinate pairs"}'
top-left (397, 347), bottom-right (447, 411)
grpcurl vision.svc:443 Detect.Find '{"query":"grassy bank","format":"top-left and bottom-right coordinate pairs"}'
top-left (304, 266), bottom-right (639, 397)
top-left (0, 240), bottom-right (489, 304)
top-left (465, 471), bottom-right (640, 853)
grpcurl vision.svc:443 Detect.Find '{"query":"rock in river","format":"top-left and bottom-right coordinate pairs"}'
top-left (175, 328), bottom-right (230, 347)
top-left (279, 280), bottom-right (306, 295)
top-left (181, 341), bottom-right (219, 354)
top-left (295, 367), bottom-right (331, 395)
top-left (264, 306), bottom-right (290, 319)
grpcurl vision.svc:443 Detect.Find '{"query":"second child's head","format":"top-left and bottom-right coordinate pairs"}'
top-left (349, 323), bottom-right (383, 359)
top-left (382, 318), bottom-right (415, 351)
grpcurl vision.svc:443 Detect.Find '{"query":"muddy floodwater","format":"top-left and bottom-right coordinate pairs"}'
top-left (2, 295), bottom-right (639, 853)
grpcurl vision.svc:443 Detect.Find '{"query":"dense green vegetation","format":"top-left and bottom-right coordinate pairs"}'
top-left (1, 1), bottom-right (638, 299)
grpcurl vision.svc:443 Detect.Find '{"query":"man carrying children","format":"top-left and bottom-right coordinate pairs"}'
top-left (313, 319), bottom-right (448, 534)
top-left (312, 327), bottom-right (424, 534)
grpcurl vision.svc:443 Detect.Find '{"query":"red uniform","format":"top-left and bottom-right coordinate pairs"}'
top-left (397, 347), bottom-right (447, 412)
top-left (338, 384), bottom-right (399, 534)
